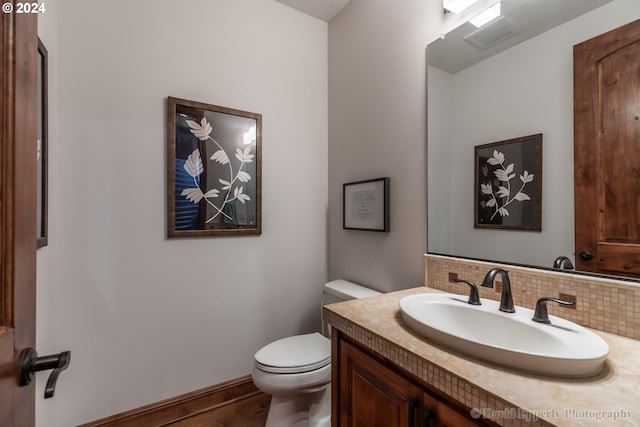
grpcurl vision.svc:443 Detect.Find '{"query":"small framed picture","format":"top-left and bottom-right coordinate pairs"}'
top-left (474, 134), bottom-right (542, 231)
top-left (343, 177), bottom-right (390, 232)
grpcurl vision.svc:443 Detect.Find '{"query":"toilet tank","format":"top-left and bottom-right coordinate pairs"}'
top-left (323, 279), bottom-right (381, 305)
top-left (322, 280), bottom-right (380, 337)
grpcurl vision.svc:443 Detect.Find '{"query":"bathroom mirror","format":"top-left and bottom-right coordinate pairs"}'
top-left (427, 0), bottom-right (640, 279)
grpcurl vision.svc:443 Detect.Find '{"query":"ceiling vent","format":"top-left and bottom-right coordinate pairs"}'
top-left (464, 16), bottom-right (521, 50)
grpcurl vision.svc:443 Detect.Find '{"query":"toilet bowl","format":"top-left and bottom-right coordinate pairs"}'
top-left (251, 280), bottom-right (380, 427)
top-left (252, 333), bottom-right (332, 427)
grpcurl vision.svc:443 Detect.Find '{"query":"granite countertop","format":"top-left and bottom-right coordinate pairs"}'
top-left (324, 287), bottom-right (640, 427)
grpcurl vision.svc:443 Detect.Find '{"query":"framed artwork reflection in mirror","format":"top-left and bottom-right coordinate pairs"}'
top-left (474, 134), bottom-right (542, 231)
top-left (167, 97), bottom-right (262, 238)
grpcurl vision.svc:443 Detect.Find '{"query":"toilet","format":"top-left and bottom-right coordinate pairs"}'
top-left (251, 279), bottom-right (381, 427)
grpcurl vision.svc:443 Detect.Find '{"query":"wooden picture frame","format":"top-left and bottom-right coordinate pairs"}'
top-left (343, 177), bottom-right (390, 232)
top-left (474, 134), bottom-right (542, 231)
top-left (167, 97), bottom-right (262, 238)
top-left (36, 38), bottom-right (48, 248)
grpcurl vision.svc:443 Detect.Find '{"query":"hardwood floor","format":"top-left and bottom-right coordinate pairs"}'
top-left (162, 391), bottom-right (270, 427)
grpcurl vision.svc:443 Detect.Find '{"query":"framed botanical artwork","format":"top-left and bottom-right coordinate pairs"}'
top-left (474, 134), bottom-right (542, 231)
top-left (37, 38), bottom-right (48, 248)
top-left (343, 177), bottom-right (390, 232)
top-left (167, 97), bottom-right (262, 238)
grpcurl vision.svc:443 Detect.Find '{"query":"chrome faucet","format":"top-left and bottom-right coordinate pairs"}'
top-left (481, 268), bottom-right (515, 313)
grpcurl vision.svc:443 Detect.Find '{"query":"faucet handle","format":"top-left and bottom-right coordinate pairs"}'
top-left (453, 279), bottom-right (481, 305)
top-left (532, 297), bottom-right (575, 324)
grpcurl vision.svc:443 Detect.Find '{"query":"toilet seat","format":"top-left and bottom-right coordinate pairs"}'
top-left (255, 332), bottom-right (331, 374)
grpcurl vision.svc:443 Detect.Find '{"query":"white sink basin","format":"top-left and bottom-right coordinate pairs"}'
top-left (399, 293), bottom-right (609, 377)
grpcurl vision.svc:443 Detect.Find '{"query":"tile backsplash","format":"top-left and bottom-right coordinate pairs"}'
top-left (425, 254), bottom-right (640, 340)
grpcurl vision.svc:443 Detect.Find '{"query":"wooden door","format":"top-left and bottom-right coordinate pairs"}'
top-left (574, 18), bottom-right (640, 276)
top-left (338, 339), bottom-right (422, 427)
top-left (0, 6), bottom-right (38, 426)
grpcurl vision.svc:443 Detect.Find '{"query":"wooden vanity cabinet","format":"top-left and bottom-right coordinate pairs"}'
top-left (422, 391), bottom-right (483, 427)
top-left (332, 333), bottom-right (487, 427)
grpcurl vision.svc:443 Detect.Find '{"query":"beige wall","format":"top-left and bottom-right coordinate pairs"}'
top-left (36, 1), bottom-right (328, 425)
top-left (34, 0), bottom-right (519, 424)
top-left (327, 0), bottom-right (442, 292)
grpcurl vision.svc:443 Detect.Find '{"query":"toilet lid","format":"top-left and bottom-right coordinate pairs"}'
top-left (254, 332), bottom-right (331, 374)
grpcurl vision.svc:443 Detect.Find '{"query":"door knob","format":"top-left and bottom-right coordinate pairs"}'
top-left (579, 251), bottom-right (594, 261)
top-left (19, 347), bottom-right (71, 398)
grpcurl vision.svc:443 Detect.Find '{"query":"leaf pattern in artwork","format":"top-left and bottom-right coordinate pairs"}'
top-left (184, 149), bottom-right (204, 178)
top-left (520, 171), bottom-right (534, 183)
top-left (480, 150), bottom-right (534, 221)
top-left (182, 188), bottom-right (204, 203)
top-left (179, 117), bottom-right (256, 224)
top-left (494, 163), bottom-right (515, 182)
top-left (497, 186), bottom-right (510, 198)
top-left (211, 149), bottom-right (230, 165)
top-left (235, 146), bottom-right (254, 163)
top-left (185, 118), bottom-right (213, 141)
top-left (234, 186), bottom-right (251, 204)
top-left (204, 189), bottom-right (220, 199)
top-left (236, 171), bottom-right (251, 182)
top-left (486, 150), bottom-right (505, 165)
top-left (219, 179), bottom-right (231, 190)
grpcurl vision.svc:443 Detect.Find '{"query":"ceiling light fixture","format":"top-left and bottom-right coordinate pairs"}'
top-left (443, 0), bottom-right (481, 14)
top-left (469, 2), bottom-right (501, 28)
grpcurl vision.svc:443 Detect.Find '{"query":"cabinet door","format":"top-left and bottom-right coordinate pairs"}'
top-left (423, 391), bottom-right (480, 427)
top-left (339, 340), bottom-right (422, 427)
